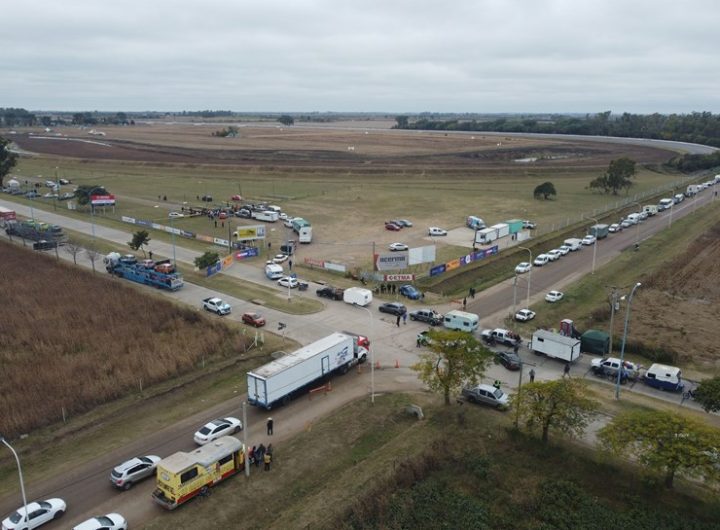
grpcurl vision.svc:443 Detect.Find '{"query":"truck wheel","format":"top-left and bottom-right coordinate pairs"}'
top-left (340, 364), bottom-right (349, 375)
top-left (123, 481), bottom-right (133, 491)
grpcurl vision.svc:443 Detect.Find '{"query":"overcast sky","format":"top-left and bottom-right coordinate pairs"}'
top-left (2, 0), bottom-right (719, 113)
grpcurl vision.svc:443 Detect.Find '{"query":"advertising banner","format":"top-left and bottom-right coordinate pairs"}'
top-left (384, 273), bottom-right (415, 282)
top-left (235, 225), bottom-right (266, 241)
top-left (375, 252), bottom-right (408, 271)
top-left (206, 261), bottom-right (222, 277)
top-left (90, 194), bottom-right (116, 206)
top-left (430, 264), bottom-right (446, 277)
top-left (325, 262), bottom-right (346, 273)
top-left (304, 257), bottom-right (325, 267)
top-left (235, 247), bottom-right (260, 260)
top-left (221, 255), bottom-right (234, 269)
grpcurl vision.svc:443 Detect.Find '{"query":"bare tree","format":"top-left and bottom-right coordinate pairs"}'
top-left (64, 240), bottom-right (83, 264)
top-left (86, 246), bottom-right (100, 273)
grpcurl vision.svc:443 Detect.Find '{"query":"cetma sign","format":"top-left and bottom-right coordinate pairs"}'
top-left (374, 252), bottom-right (408, 271)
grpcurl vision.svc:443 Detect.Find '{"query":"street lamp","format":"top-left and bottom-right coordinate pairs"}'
top-left (1, 436), bottom-right (28, 524)
top-left (615, 282), bottom-right (641, 400)
top-left (589, 217), bottom-right (599, 274)
top-left (353, 303), bottom-right (375, 404)
top-left (518, 246), bottom-right (532, 307)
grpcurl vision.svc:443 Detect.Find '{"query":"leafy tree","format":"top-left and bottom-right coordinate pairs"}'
top-left (278, 115), bottom-right (294, 126)
top-left (533, 181), bottom-right (557, 200)
top-left (74, 185), bottom-right (108, 207)
top-left (692, 376), bottom-right (720, 413)
top-left (412, 329), bottom-right (493, 405)
top-left (128, 230), bottom-right (151, 257)
top-left (0, 136), bottom-right (19, 188)
top-left (593, 157), bottom-right (636, 195)
top-left (195, 251), bottom-right (220, 270)
top-left (512, 378), bottom-right (597, 443)
top-left (598, 410), bottom-right (720, 488)
top-left (395, 115), bottom-right (409, 129)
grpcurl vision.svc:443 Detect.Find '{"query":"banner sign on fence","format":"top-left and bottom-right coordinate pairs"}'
top-left (235, 247), bottom-right (260, 260)
top-left (91, 194), bottom-right (116, 206)
top-left (235, 225), bottom-right (266, 241)
top-left (384, 273), bottom-right (415, 282)
top-left (206, 261), bottom-right (222, 277)
top-left (429, 245), bottom-right (498, 278)
top-left (325, 261), bottom-right (347, 273)
top-left (221, 255), bottom-right (234, 269)
top-left (304, 257), bottom-right (325, 267)
top-left (375, 252), bottom-right (409, 271)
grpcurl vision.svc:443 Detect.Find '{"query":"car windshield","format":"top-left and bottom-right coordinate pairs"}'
top-left (96, 516), bottom-right (114, 525)
top-left (199, 426), bottom-right (212, 435)
top-left (9, 511), bottom-right (24, 523)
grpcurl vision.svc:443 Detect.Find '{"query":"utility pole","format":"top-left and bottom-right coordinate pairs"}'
top-left (242, 402), bottom-right (249, 477)
top-left (608, 287), bottom-right (619, 355)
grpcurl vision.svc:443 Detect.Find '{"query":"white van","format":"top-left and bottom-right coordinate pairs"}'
top-left (267, 205), bottom-right (282, 213)
top-left (625, 213), bottom-right (642, 225)
top-left (643, 205), bottom-right (658, 216)
top-left (658, 198), bottom-right (674, 211)
top-left (563, 238), bottom-right (583, 251)
top-left (443, 310), bottom-right (479, 332)
top-left (343, 287), bottom-right (373, 307)
top-left (673, 193), bottom-right (684, 204)
top-left (265, 263), bottom-right (284, 279)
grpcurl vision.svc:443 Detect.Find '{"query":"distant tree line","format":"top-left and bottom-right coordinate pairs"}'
top-left (667, 150), bottom-right (720, 172)
top-left (0, 108), bottom-right (37, 127)
top-left (180, 110), bottom-right (233, 117)
top-left (395, 111), bottom-right (720, 148)
top-left (212, 126), bottom-right (239, 137)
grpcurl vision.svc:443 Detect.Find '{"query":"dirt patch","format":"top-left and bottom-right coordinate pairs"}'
top-left (631, 222), bottom-right (720, 367)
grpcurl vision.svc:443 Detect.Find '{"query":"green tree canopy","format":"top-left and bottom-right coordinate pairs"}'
top-left (395, 115), bottom-right (409, 128)
top-left (512, 378), bottom-right (597, 443)
top-left (533, 181), bottom-right (557, 200)
top-left (412, 329), bottom-right (493, 405)
top-left (74, 185), bottom-right (108, 207)
top-left (278, 115), bottom-right (294, 126)
top-left (590, 157), bottom-right (636, 195)
top-left (598, 409), bottom-right (720, 488)
top-left (128, 230), bottom-right (151, 257)
top-left (692, 377), bottom-right (720, 413)
top-left (194, 251), bottom-right (220, 270)
top-left (0, 136), bottom-right (19, 188)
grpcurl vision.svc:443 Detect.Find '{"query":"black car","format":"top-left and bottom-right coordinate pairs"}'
top-left (409, 309), bottom-right (443, 326)
top-left (379, 302), bottom-right (407, 316)
top-left (316, 286), bottom-right (344, 301)
top-left (495, 351), bottom-right (522, 371)
top-left (33, 240), bottom-right (57, 251)
top-left (201, 194), bottom-right (213, 202)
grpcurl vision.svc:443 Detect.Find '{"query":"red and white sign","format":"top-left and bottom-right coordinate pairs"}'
top-left (304, 257), bottom-right (325, 267)
top-left (384, 273), bottom-right (415, 282)
top-left (91, 194), bottom-right (116, 206)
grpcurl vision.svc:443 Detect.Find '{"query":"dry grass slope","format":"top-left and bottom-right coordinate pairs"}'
top-left (0, 240), bottom-right (247, 437)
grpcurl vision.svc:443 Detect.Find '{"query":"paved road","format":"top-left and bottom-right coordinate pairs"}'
top-left (1, 180), bottom-right (718, 527)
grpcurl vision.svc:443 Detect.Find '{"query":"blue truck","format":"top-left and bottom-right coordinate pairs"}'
top-left (104, 252), bottom-right (184, 291)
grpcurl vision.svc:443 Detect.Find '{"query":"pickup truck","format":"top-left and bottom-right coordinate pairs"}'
top-left (481, 328), bottom-right (521, 347)
top-left (202, 297), bottom-right (232, 315)
top-left (590, 357), bottom-right (640, 382)
top-left (316, 286), bottom-right (344, 300)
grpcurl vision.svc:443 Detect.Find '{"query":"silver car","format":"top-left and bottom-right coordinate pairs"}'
top-left (461, 384), bottom-right (509, 409)
top-left (110, 455), bottom-right (161, 490)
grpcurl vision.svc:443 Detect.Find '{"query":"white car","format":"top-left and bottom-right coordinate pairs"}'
top-left (545, 290), bottom-right (564, 303)
top-left (2, 498), bottom-right (66, 530)
top-left (278, 276), bottom-right (299, 288)
top-left (428, 226), bottom-right (447, 236)
top-left (193, 417), bottom-right (243, 445)
top-left (278, 212), bottom-right (289, 220)
top-left (72, 513), bottom-right (128, 530)
top-left (515, 309), bottom-right (536, 322)
top-left (168, 211), bottom-right (184, 218)
top-left (557, 245), bottom-right (571, 255)
top-left (388, 242), bottom-right (409, 251)
top-left (533, 254), bottom-right (550, 266)
top-left (620, 219), bottom-right (633, 228)
top-left (397, 219), bottom-right (413, 227)
top-left (608, 223), bottom-right (621, 233)
top-left (515, 262), bottom-right (532, 274)
top-left (581, 235), bottom-right (597, 245)
top-left (547, 249), bottom-right (562, 261)
top-left (272, 254), bottom-right (289, 264)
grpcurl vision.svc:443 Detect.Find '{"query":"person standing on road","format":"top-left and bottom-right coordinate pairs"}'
top-left (267, 417), bottom-right (274, 435)
top-left (396, 315), bottom-right (401, 327)
top-left (463, 297), bottom-right (467, 310)
top-left (403, 312), bottom-right (408, 325)
top-left (529, 369), bottom-right (535, 383)
top-left (264, 451), bottom-right (272, 471)
top-left (255, 444), bottom-right (265, 467)
top-left (289, 259), bottom-right (293, 270)
top-left (563, 363), bottom-right (570, 378)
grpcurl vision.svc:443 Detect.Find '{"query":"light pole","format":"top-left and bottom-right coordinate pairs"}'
top-left (353, 303), bottom-right (375, 404)
top-left (1, 436), bottom-right (28, 524)
top-left (518, 246), bottom-right (532, 307)
top-left (511, 274), bottom-right (518, 326)
top-left (615, 282), bottom-right (641, 400)
top-left (88, 186), bottom-right (105, 242)
top-left (607, 287), bottom-right (620, 355)
top-left (589, 217), bottom-right (599, 274)
top-left (169, 214), bottom-right (177, 266)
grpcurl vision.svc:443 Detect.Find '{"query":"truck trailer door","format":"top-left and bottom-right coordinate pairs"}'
top-left (322, 355), bottom-right (330, 375)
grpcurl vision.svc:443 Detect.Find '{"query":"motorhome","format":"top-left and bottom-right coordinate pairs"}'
top-left (442, 310), bottom-right (479, 332)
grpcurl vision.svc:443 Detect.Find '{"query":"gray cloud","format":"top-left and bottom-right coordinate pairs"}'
top-left (1, 0), bottom-right (718, 112)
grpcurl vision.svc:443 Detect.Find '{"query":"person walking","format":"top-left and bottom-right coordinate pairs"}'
top-left (289, 259), bottom-right (293, 270)
top-left (267, 417), bottom-right (274, 435)
top-left (563, 363), bottom-right (570, 378)
top-left (264, 451), bottom-right (272, 471)
top-left (248, 445), bottom-right (256, 466)
top-left (402, 312), bottom-right (408, 325)
top-left (463, 297), bottom-right (467, 310)
top-left (396, 315), bottom-right (401, 327)
top-left (513, 342), bottom-right (519, 355)
top-left (255, 444), bottom-right (265, 467)
top-left (529, 369), bottom-right (535, 383)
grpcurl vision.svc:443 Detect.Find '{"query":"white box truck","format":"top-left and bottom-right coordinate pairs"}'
top-left (343, 287), bottom-right (373, 307)
top-left (247, 333), bottom-right (367, 409)
top-left (443, 310), bottom-right (479, 332)
top-left (265, 263), bottom-right (284, 279)
top-left (475, 227), bottom-right (498, 245)
top-left (297, 225), bottom-right (312, 243)
top-left (686, 184), bottom-right (701, 197)
top-left (490, 223), bottom-right (509, 239)
top-left (530, 330), bottom-right (581, 362)
top-left (253, 210), bottom-right (279, 222)
top-left (466, 216), bottom-right (486, 230)
top-left (563, 238), bottom-right (583, 251)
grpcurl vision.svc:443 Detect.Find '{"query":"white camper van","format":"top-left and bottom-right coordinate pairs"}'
top-left (265, 263), bottom-right (284, 279)
top-left (443, 310), bottom-right (479, 332)
top-left (343, 287), bottom-right (373, 307)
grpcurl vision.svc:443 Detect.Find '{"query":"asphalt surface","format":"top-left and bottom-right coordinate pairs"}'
top-left (1, 168), bottom-right (719, 527)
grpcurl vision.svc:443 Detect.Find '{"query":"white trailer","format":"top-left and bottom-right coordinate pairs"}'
top-left (530, 330), bottom-right (581, 363)
top-left (343, 287), bottom-right (373, 307)
top-left (252, 210), bottom-right (279, 222)
top-left (475, 227), bottom-right (497, 245)
top-left (443, 310), bottom-right (479, 332)
top-left (489, 223), bottom-right (509, 239)
top-left (297, 225), bottom-right (312, 243)
top-left (247, 333), bottom-right (365, 409)
top-left (686, 184), bottom-right (701, 197)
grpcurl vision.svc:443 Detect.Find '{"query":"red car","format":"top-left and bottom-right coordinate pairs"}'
top-left (231, 195), bottom-right (243, 201)
top-left (385, 222), bottom-right (401, 231)
top-left (242, 312), bottom-right (266, 327)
